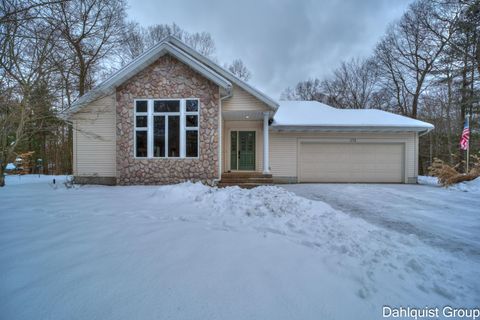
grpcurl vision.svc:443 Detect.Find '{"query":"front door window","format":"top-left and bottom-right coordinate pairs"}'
top-left (230, 131), bottom-right (255, 171)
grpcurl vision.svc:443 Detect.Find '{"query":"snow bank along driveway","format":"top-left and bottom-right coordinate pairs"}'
top-left (282, 178), bottom-right (480, 257)
top-left (1, 175), bottom-right (479, 320)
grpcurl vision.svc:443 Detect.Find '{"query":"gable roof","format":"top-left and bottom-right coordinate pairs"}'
top-left (67, 36), bottom-right (278, 116)
top-left (272, 101), bottom-right (434, 133)
top-left (167, 37), bottom-right (279, 111)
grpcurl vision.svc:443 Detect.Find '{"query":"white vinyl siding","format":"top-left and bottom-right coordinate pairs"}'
top-left (72, 94), bottom-right (116, 177)
top-left (222, 85), bottom-right (270, 112)
top-left (270, 133), bottom-right (298, 177)
top-left (269, 131), bottom-right (418, 183)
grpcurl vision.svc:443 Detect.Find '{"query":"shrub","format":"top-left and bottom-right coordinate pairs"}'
top-left (428, 155), bottom-right (479, 186)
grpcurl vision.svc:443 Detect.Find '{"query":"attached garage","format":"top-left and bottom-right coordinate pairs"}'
top-left (298, 142), bottom-right (404, 183)
top-left (269, 101), bottom-right (434, 184)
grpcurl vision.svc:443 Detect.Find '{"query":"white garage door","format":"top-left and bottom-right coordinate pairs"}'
top-left (299, 142), bottom-right (404, 183)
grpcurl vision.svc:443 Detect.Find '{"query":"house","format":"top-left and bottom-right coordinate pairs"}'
top-left (67, 36), bottom-right (433, 186)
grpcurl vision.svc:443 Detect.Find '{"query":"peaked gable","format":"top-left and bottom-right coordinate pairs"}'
top-left (68, 36), bottom-right (278, 116)
top-left (167, 37), bottom-right (278, 111)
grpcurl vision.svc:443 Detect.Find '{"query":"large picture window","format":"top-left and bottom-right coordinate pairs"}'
top-left (134, 99), bottom-right (199, 158)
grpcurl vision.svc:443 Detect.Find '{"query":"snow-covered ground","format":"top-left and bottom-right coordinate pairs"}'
top-left (418, 175), bottom-right (480, 193)
top-left (1, 175), bottom-right (479, 319)
top-left (283, 177), bottom-right (480, 257)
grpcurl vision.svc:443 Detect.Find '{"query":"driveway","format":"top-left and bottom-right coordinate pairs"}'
top-left (281, 182), bottom-right (480, 258)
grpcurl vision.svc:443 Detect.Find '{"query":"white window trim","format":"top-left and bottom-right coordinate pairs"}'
top-left (134, 98), bottom-right (200, 159)
top-left (134, 100), bottom-right (148, 158)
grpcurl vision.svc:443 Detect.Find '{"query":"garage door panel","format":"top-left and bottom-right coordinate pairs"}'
top-left (299, 143), bottom-right (404, 183)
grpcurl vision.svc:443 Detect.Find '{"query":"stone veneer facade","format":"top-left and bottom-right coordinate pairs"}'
top-left (116, 54), bottom-right (219, 185)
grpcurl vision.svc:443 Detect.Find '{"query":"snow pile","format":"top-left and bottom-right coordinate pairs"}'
top-left (3, 174), bottom-right (68, 185)
top-left (155, 181), bottom-right (211, 201)
top-left (448, 176), bottom-right (480, 193)
top-left (417, 175), bottom-right (439, 186)
top-left (5, 163), bottom-right (16, 170)
top-left (419, 175), bottom-right (480, 193)
top-left (152, 182), bottom-right (313, 219)
top-left (198, 185), bottom-right (312, 218)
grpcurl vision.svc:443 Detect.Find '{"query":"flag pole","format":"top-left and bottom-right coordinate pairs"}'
top-left (466, 114), bottom-right (470, 174)
top-left (466, 141), bottom-right (469, 173)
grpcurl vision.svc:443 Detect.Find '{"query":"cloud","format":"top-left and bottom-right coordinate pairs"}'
top-left (127, 0), bottom-right (412, 98)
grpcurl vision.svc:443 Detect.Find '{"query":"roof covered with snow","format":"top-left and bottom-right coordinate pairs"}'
top-left (271, 101), bottom-right (434, 132)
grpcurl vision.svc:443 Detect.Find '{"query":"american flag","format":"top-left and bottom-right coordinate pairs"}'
top-left (460, 117), bottom-right (470, 150)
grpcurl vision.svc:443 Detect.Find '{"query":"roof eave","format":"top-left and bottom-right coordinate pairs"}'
top-left (165, 43), bottom-right (232, 89)
top-left (270, 125), bottom-right (435, 132)
top-left (67, 39), bottom-right (233, 117)
top-left (169, 37), bottom-right (279, 111)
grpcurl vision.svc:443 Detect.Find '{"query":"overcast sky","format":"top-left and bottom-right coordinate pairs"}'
top-left (127, 0), bottom-right (413, 99)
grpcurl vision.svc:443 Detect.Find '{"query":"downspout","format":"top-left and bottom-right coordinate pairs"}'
top-left (213, 86), bottom-right (233, 185)
top-left (114, 91), bottom-right (118, 184)
top-left (419, 127), bottom-right (434, 137)
top-left (74, 119), bottom-right (77, 177)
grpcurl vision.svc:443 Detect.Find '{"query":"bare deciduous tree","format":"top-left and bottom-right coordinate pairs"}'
top-left (0, 0), bottom-right (63, 24)
top-left (374, 0), bottom-right (454, 118)
top-left (321, 58), bottom-right (378, 109)
top-left (0, 1), bottom-right (57, 186)
top-left (45, 0), bottom-right (127, 96)
top-left (121, 23), bottom-right (217, 61)
top-left (281, 78), bottom-right (328, 102)
top-left (185, 32), bottom-right (216, 59)
top-left (1, 0), bottom-right (130, 185)
top-left (225, 59), bottom-right (251, 81)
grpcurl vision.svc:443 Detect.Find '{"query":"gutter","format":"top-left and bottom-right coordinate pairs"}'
top-left (418, 127), bottom-right (434, 137)
top-left (214, 88), bottom-right (234, 184)
top-left (270, 125), bottom-right (435, 133)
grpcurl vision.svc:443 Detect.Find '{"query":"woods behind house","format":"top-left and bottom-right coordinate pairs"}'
top-left (0, 0), bottom-right (478, 186)
top-left (0, 0), bottom-right (250, 186)
top-left (282, 0), bottom-right (479, 173)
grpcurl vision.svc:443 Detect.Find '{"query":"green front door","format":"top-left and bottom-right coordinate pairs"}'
top-left (230, 131), bottom-right (255, 171)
